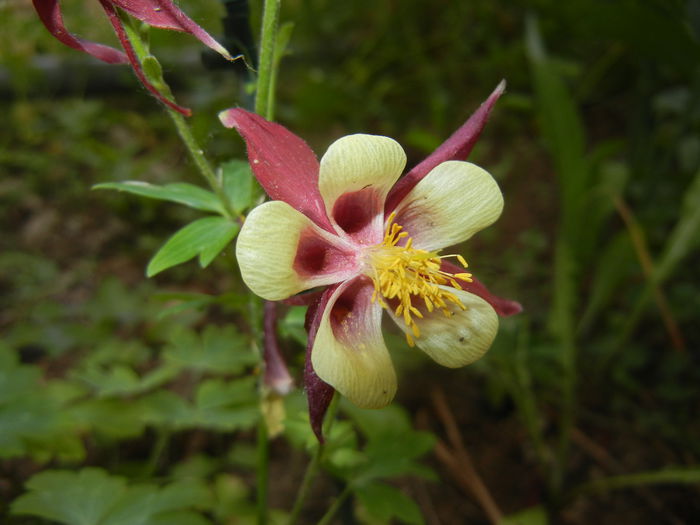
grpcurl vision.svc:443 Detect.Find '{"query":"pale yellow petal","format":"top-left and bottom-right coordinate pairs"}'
top-left (311, 278), bottom-right (397, 408)
top-left (319, 134), bottom-right (406, 241)
top-left (393, 161), bottom-right (503, 252)
top-left (236, 201), bottom-right (357, 301)
top-left (387, 287), bottom-right (498, 368)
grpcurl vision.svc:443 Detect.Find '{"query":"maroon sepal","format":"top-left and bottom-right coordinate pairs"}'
top-left (263, 301), bottom-right (293, 395)
top-left (32, 0), bottom-right (128, 64)
top-left (385, 80), bottom-right (506, 214)
top-left (218, 109), bottom-right (333, 231)
top-left (281, 289), bottom-right (324, 307)
top-left (99, 0), bottom-right (192, 116)
top-left (303, 285), bottom-right (338, 442)
top-left (110, 0), bottom-right (234, 60)
top-left (442, 260), bottom-right (522, 317)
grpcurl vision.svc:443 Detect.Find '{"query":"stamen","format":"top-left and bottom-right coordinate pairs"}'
top-left (366, 212), bottom-right (473, 346)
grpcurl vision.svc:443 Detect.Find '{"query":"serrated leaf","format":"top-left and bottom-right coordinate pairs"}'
top-left (146, 217), bottom-right (239, 277)
top-left (221, 159), bottom-right (256, 214)
top-left (12, 469), bottom-right (213, 525)
top-left (70, 398), bottom-right (146, 439)
top-left (0, 349), bottom-right (83, 461)
top-left (74, 363), bottom-right (179, 398)
top-left (163, 325), bottom-right (257, 374)
top-left (194, 378), bottom-right (259, 431)
top-left (94, 181), bottom-right (223, 214)
top-left (141, 379), bottom-right (259, 431)
top-left (355, 483), bottom-right (424, 525)
top-left (101, 480), bottom-right (212, 525)
top-left (342, 404), bottom-right (436, 484)
top-left (11, 468), bottom-right (127, 525)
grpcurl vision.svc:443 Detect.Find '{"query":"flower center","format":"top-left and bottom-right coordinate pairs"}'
top-left (365, 212), bottom-right (473, 346)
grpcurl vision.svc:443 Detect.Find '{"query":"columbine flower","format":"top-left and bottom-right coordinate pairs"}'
top-left (32, 0), bottom-right (235, 115)
top-left (220, 82), bottom-right (521, 438)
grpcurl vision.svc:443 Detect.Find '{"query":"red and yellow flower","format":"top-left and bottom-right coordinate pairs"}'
top-left (220, 83), bottom-right (520, 437)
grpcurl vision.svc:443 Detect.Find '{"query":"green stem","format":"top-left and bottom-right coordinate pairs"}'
top-left (255, 0), bottom-right (281, 119)
top-left (166, 109), bottom-right (235, 219)
top-left (316, 485), bottom-right (352, 525)
top-left (257, 418), bottom-right (269, 525)
top-left (143, 428), bottom-right (171, 478)
top-left (550, 241), bottom-right (578, 499)
top-left (120, 15), bottom-right (235, 219)
top-left (287, 394), bottom-right (340, 525)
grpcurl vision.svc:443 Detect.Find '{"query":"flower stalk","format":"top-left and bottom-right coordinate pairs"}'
top-left (119, 16), bottom-right (236, 220)
top-left (255, 0), bottom-right (281, 119)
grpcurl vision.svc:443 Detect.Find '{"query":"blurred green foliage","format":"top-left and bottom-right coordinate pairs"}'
top-left (2, 0), bottom-right (700, 523)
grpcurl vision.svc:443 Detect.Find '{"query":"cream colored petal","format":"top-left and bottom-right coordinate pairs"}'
top-left (393, 161), bottom-right (503, 252)
top-left (236, 201), bottom-right (358, 301)
top-left (387, 287), bottom-right (498, 368)
top-left (311, 278), bottom-right (397, 408)
top-left (319, 134), bottom-right (406, 239)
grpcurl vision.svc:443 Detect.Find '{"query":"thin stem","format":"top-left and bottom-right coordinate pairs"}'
top-left (143, 428), bottom-right (171, 478)
top-left (287, 394), bottom-right (340, 525)
top-left (257, 418), bottom-right (269, 525)
top-left (119, 14), bottom-right (235, 219)
top-left (165, 110), bottom-right (235, 219)
top-left (255, 0), bottom-right (281, 119)
top-left (315, 485), bottom-right (352, 525)
top-left (613, 195), bottom-right (685, 351)
top-left (550, 240), bottom-right (577, 499)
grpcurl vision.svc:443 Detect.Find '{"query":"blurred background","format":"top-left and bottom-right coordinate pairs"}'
top-left (1, 0), bottom-right (699, 523)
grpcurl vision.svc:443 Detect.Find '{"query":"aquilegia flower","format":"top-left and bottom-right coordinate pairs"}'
top-left (220, 82), bottom-right (521, 438)
top-left (32, 0), bottom-right (235, 115)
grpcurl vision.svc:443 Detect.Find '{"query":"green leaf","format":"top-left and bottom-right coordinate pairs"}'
top-left (146, 217), bottom-right (239, 277)
top-left (0, 345), bottom-right (83, 461)
top-left (74, 363), bottom-right (178, 398)
top-left (577, 232), bottom-right (634, 334)
top-left (574, 467), bottom-right (700, 496)
top-left (163, 325), bottom-right (257, 374)
top-left (654, 169), bottom-right (700, 284)
top-left (12, 468), bottom-right (213, 525)
top-left (141, 378), bottom-right (259, 431)
top-left (94, 181), bottom-right (223, 214)
top-left (499, 505), bottom-right (549, 525)
top-left (355, 483), bottom-right (424, 525)
top-left (341, 404), bottom-right (436, 484)
top-left (221, 160), bottom-right (256, 214)
top-left (11, 468), bottom-right (127, 525)
top-left (70, 398), bottom-right (147, 439)
top-left (194, 378), bottom-right (259, 431)
top-left (101, 480), bottom-right (212, 525)
top-left (525, 15), bottom-right (591, 250)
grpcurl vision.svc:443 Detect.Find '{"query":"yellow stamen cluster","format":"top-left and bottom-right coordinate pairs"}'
top-left (366, 213), bottom-right (473, 346)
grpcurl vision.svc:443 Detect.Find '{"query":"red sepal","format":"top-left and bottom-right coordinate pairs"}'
top-left (32, 0), bottom-right (128, 64)
top-left (303, 285), bottom-right (338, 442)
top-left (385, 81), bottom-right (506, 214)
top-left (219, 109), bottom-right (333, 231)
top-left (443, 260), bottom-right (522, 317)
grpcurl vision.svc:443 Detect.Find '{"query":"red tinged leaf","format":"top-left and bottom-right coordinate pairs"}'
top-left (385, 80), bottom-right (506, 214)
top-left (219, 108), bottom-right (333, 231)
